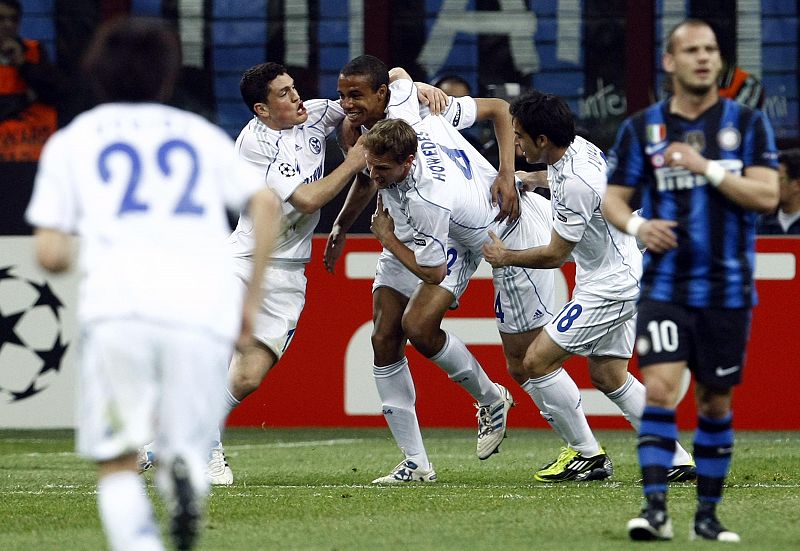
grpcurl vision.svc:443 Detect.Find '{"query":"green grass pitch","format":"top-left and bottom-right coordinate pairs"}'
top-left (1, 428), bottom-right (798, 550)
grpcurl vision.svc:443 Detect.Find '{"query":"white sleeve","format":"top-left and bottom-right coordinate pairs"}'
top-left (438, 95), bottom-right (478, 131)
top-left (237, 132), bottom-right (303, 203)
top-left (408, 196), bottom-right (450, 268)
top-left (25, 131), bottom-right (78, 233)
top-left (552, 178), bottom-right (599, 244)
top-left (305, 99), bottom-right (345, 137)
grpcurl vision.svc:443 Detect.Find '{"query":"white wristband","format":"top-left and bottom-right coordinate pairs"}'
top-left (704, 160), bottom-right (726, 187)
top-left (625, 216), bottom-right (647, 236)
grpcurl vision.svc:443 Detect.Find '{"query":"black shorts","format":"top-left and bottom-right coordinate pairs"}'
top-left (635, 300), bottom-right (752, 389)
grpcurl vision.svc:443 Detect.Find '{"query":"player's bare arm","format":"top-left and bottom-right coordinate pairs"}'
top-left (664, 142), bottom-right (779, 213)
top-left (474, 97), bottom-right (519, 222)
top-left (238, 188), bottom-right (281, 350)
top-left (482, 228), bottom-right (574, 269)
top-left (33, 228), bottom-right (72, 273)
top-left (288, 136), bottom-right (367, 214)
top-left (515, 169), bottom-right (549, 191)
top-left (324, 171), bottom-right (377, 273)
top-left (603, 184), bottom-right (679, 254)
top-left (370, 195), bottom-right (446, 284)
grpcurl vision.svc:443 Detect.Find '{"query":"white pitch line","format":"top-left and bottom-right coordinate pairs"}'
top-left (226, 438), bottom-right (365, 450)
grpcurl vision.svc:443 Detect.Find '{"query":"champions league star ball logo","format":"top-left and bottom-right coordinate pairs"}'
top-left (0, 266), bottom-right (68, 402)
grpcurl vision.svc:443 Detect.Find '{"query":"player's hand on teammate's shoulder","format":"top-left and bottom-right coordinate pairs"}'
top-left (416, 81), bottom-right (448, 115)
top-left (343, 134), bottom-right (367, 169)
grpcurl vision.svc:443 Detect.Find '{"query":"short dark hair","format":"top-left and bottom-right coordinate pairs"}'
top-left (240, 62), bottom-right (288, 115)
top-left (362, 118), bottom-right (417, 163)
top-left (779, 148), bottom-right (800, 180)
top-left (665, 18), bottom-right (715, 54)
top-left (509, 89), bottom-right (575, 148)
top-left (82, 17), bottom-right (181, 103)
top-left (340, 54), bottom-right (389, 91)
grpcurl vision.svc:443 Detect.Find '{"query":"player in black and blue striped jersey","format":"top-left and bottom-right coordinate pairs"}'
top-left (603, 19), bottom-right (779, 544)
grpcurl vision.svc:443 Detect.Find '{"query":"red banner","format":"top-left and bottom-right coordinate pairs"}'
top-left (228, 236), bottom-right (800, 431)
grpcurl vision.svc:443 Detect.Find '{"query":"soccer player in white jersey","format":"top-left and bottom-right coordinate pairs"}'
top-left (203, 62), bottom-right (370, 484)
top-left (327, 55), bottom-right (554, 483)
top-left (24, 18), bottom-right (280, 551)
top-left (482, 89), bottom-right (695, 482)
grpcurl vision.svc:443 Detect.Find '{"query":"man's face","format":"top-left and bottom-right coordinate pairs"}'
top-left (337, 74), bottom-right (388, 129)
top-left (365, 150), bottom-right (413, 189)
top-left (664, 24), bottom-right (722, 96)
top-left (0, 4), bottom-right (20, 41)
top-left (512, 118), bottom-right (545, 164)
top-left (260, 73), bottom-right (307, 130)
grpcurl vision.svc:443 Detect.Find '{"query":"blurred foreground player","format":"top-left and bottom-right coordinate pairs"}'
top-left (25, 17), bottom-right (280, 550)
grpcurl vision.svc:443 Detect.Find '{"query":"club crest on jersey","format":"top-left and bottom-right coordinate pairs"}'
top-left (683, 130), bottom-right (706, 153)
top-left (309, 136), bottom-right (322, 154)
top-left (717, 127), bottom-right (741, 151)
top-left (646, 124), bottom-right (666, 144)
top-left (279, 162), bottom-right (297, 177)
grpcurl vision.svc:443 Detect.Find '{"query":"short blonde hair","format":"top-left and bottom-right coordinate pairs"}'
top-left (362, 118), bottom-right (418, 163)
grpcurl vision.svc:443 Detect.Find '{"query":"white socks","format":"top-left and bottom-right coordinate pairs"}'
top-left (373, 358), bottom-right (430, 470)
top-left (98, 471), bottom-right (163, 551)
top-left (522, 368), bottom-right (601, 456)
top-left (430, 332), bottom-right (501, 405)
top-left (605, 373), bottom-right (693, 466)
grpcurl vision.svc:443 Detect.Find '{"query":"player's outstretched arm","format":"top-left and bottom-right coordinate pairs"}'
top-left (288, 137), bottom-right (367, 214)
top-left (33, 228), bottom-right (73, 273)
top-left (482, 229), bottom-right (574, 269)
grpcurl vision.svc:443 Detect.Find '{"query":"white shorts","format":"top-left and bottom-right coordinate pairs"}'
top-left (493, 191), bottom-right (555, 333)
top-left (77, 319), bottom-right (230, 489)
top-left (372, 245), bottom-right (480, 306)
top-left (544, 289), bottom-right (636, 357)
top-left (234, 257), bottom-right (306, 359)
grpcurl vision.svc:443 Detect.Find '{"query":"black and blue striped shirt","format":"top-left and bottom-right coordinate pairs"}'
top-left (607, 98), bottom-right (778, 308)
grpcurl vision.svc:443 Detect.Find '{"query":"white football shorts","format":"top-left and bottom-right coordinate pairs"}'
top-left (544, 289), bottom-right (636, 357)
top-left (77, 319), bottom-right (230, 490)
top-left (492, 191), bottom-right (556, 333)
top-left (234, 257), bottom-right (306, 359)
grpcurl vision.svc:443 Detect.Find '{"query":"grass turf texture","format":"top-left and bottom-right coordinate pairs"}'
top-left (1, 428), bottom-right (798, 550)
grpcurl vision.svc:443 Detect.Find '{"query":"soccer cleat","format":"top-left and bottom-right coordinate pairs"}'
top-left (207, 446), bottom-right (234, 486)
top-left (533, 446), bottom-right (613, 482)
top-left (137, 444), bottom-right (155, 473)
top-left (627, 506), bottom-right (674, 541)
top-left (667, 463), bottom-right (697, 482)
top-left (476, 383), bottom-right (514, 460)
top-left (169, 456), bottom-right (200, 550)
top-left (691, 513), bottom-right (741, 542)
top-left (371, 459), bottom-right (437, 484)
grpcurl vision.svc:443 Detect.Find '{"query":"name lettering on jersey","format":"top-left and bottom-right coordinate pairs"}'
top-left (416, 131), bottom-right (447, 182)
top-left (302, 163), bottom-right (324, 185)
top-left (414, 237), bottom-right (427, 246)
top-left (452, 103), bottom-right (462, 127)
top-left (655, 159), bottom-right (743, 191)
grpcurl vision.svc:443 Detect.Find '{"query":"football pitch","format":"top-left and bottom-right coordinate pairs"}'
top-left (1, 428), bottom-right (798, 550)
